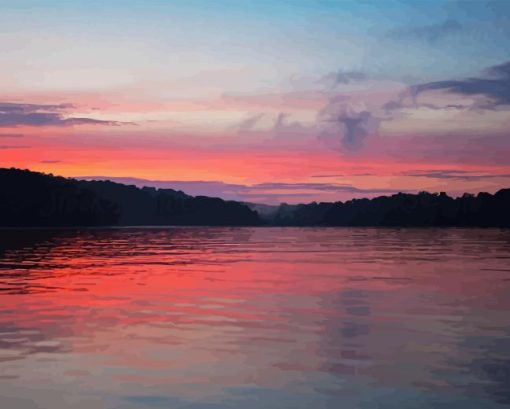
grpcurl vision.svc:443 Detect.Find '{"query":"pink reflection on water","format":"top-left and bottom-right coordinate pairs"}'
top-left (0, 228), bottom-right (509, 408)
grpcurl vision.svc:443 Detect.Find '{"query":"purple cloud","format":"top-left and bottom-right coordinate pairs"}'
top-left (76, 176), bottom-right (406, 204)
top-left (318, 96), bottom-right (381, 151)
top-left (411, 60), bottom-right (510, 108)
top-left (0, 102), bottom-right (130, 127)
top-left (402, 169), bottom-right (510, 181)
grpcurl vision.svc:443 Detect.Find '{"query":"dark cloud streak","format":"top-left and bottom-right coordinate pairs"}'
top-left (402, 169), bottom-right (510, 181)
top-left (412, 60), bottom-right (510, 108)
top-left (0, 102), bottom-right (130, 127)
top-left (0, 133), bottom-right (24, 138)
top-left (0, 145), bottom-right (30, 149)
top-left (387, 19), bottom-right (462, 44)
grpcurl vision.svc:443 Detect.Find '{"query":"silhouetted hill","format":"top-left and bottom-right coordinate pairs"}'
top-left (78, 179), bottom-right (260, 226)
top-left (0, 168), bottom-right (119, 226)
top-left (0, 168), bottom-right (260, 226)
top-left (2, 168), bottom-right (510, 227)
top-left (269, 190), bottom-right (510, 227)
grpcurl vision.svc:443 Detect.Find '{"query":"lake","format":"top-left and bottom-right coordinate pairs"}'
top-left (0, 227), bottom-right (509, 409)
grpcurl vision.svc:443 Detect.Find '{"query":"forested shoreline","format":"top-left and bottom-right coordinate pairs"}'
top-left (1, 168), bottom-right (509, 227)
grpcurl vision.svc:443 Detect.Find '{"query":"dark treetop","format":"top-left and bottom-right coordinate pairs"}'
top-left (0, 168), bottom-right (259, 227)
top-left (1, 168), bottom-right (509, 227)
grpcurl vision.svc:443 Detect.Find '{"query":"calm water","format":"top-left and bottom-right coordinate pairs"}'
top-left (0, 228), bottom-right (509, 409)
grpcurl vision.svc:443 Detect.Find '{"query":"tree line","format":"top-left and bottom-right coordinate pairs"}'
top-left (1, 168), bottom-right (509, 227)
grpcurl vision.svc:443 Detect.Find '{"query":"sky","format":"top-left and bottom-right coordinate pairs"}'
top-left (1, 0), bottom-right (510, 204)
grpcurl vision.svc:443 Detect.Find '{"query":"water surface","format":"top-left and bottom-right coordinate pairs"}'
top-left (0, 227), bottom-right (509, 408)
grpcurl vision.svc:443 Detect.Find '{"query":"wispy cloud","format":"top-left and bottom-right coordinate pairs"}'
top-left (251, 182), bottom-right (400, 194)
top-left (411, 60), bottom-right (510, 108)
top-left (0, 145), bottom-right (30, 149)
top-left (237, 113), bottom-right (265, 132)
top-left (0, 102), bottom-right (130, 127)
top-left (319, 70), bottom-right (368, 89)
top-left (318, 96), bottom-right (381, 151)
top-left (402, 169), bottom-right (510, 181)
top-left (77, 176), bottom-right (405, 204)
top-left (234, 111), bottom-right (312, 140)
top-left (311, 173), bottom-right (374, 178)
top-left (272, 112), bottom-right (310, 137)
top-left (386, 19), bottom-right (462, 44)
top-left (0, 133), bottom-right (24, 138)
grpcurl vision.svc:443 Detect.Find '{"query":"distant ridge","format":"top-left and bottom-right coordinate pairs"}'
top-left (0, 168), bottom-right (260, 227)
top-left (268, 190), bottom-right (510, 227)
top-left (1, 168), bottom-right (509, 227)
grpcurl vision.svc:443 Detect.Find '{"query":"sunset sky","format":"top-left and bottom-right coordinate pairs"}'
top-left (1, 0), bottom-right (510, 204)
